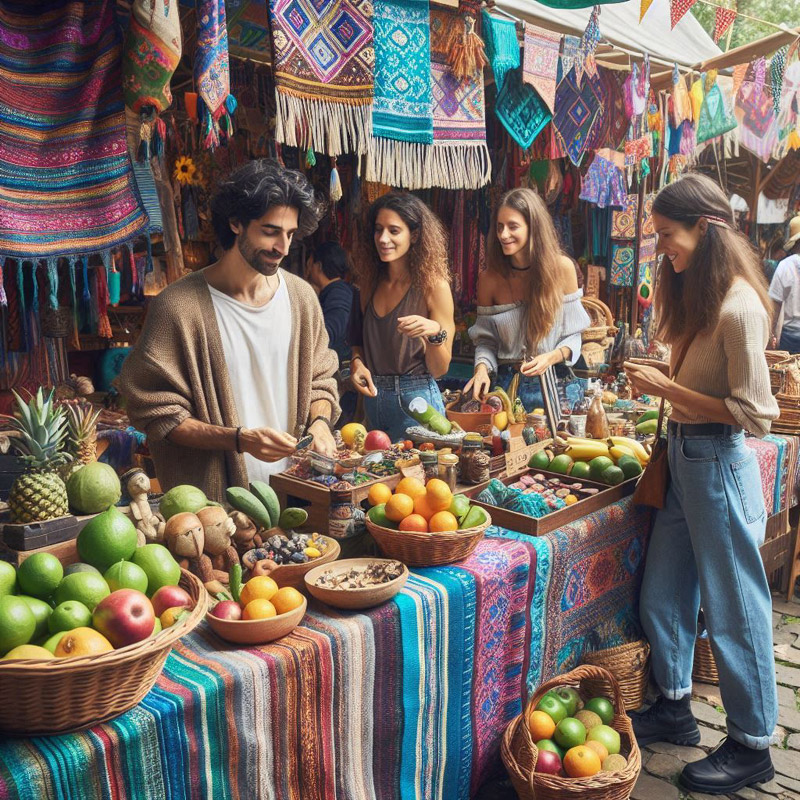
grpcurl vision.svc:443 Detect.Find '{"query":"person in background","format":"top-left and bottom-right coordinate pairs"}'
top-left (349, 192), bottom-right (454, 441)
top-left (120, 159), bottom-right (340, 501)
top-left (465, 187), bottom-right (590, 409)
top-left (624, 174), bottom-right (779, 796)
top-left (768, 215), bottom-right (800, 353)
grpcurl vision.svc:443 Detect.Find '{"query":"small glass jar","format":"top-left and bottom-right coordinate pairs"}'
top-left (438, 453), bottom-right (459, 492)
top-left (459, 434), bottom-right (483, 481)
top-left (420, 451), bottom-right (439, 481)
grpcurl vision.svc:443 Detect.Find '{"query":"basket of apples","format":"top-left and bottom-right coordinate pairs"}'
top-left (501, 664), bottom-right (641, 800)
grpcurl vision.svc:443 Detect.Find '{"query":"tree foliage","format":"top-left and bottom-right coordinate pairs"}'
top-left (691, 0), bottom-right (799, 51)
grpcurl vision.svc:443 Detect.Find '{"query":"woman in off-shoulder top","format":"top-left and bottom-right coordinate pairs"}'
top-left (465, 188), bottom-right (590, 410)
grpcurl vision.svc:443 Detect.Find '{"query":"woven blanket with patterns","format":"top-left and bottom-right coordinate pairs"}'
top-left (270, 0), bottom-right (373, 155)
top-left (522, 23), bottom-right (560, 113)
top-left (552, 67), bottom-right (602, 167)
top-left (0, 536), bottom-right (544, 800)
top-left (0, 1), bottom-right (148, 260)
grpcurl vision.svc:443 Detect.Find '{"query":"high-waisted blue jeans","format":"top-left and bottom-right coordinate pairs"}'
top-left (639, 428), bottom-right (777, 749)
top-left (364, 374), bottom-right (446, 442)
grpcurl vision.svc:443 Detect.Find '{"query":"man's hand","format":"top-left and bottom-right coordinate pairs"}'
top-left (308, 418), bottom-right (337, 458)
top-left (240, 427), bottom-right (297, 462)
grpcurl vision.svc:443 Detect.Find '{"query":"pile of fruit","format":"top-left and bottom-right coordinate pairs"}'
top-left (242, 531), bottom-right (331, 573)
top-left (529, 435), bottom-right (648, 487)
top-left (366, 477), bottom-right (487, 533)
top-left (0, 506), bottom-right (191, 661)
top-left (208, 574), bottom-right (305, 622)
top-left (529, 688), bottom-right (629, 778)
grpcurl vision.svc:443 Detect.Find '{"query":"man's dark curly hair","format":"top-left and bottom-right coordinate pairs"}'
top-left (210, 159), bottom-right (325, 250)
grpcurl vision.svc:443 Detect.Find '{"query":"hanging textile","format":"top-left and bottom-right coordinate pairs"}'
top-left (270, 0), bottom-right (373, 155)
top-left (579, 149), bottom-right (626, 209)
top-left (429, 9), bottom-right (490, 189)
top-left (611, 194), bottom-right (638, 239)
top-left (532, 0), bottom-right (626, 9)
top-left (610, 243), bottom-right (635, 287)
top-left (735, 79), bottom-right (778, 163)
top-left (0, 0), bottom-right (148, 261)
top-left (559, 34), bottom-right (580, 82)
top-left (445, 0), bottom-right (487, 80)
top-left (552, 66), bottom-right (602, 166)
top-left (670, 65), bottom-right (692, 125)
top-left (770, 46), bottom-right (789, 119)
top-left (522, 23), bottom-right (560, 113)
top-left (696, 81), bottom-right (736, 144)
top-left (481, 10), bottom-right (519, 92)
top-left (368, 0), bottom-right (433, 184)
top-left (227, 0), bottom-right (272, 63)
top-left (670, 0), bottom-right (698, 28)
top-left (596, 69), bottom-right (629, 150)
top-left (495, 67), bottom-right (551, 149)
top-left (575, 5), bottom-right (600, 86)
top-left (194, 0), bottom-right (236, 149)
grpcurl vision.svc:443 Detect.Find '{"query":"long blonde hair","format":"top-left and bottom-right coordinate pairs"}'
top-left (486, 188), bottom-right (565, 350)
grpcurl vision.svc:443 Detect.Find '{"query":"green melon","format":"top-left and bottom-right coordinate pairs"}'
top-left (77, 506), bottom-right (138, 571)
top-left (66, 463), bottom-right (121, 515)
top-left (159, 485), bottom-right (209, 521)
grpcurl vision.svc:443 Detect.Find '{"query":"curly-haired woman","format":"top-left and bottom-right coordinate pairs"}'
top-left (349, 192), bottom-right (454, 440)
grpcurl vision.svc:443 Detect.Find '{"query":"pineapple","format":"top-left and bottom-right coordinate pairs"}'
top-left (64, 402), bottom-right (101, 465)
top-left (4, 388), bottom-right (71, 523)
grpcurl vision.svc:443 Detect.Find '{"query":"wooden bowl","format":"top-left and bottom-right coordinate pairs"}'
top-left (304, 558), bottom-right (409, 610)
top-left (243, 536), bottom-right (341, 591)
top-left (205, 597), bottom-right (307, 645)
top-left (445, 401), bottom-right (493, 432)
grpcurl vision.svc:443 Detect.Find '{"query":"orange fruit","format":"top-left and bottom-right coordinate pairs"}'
top-left (394, 477), bottom-right (427, 500)
top-left (271, 586), bottom-right (305, 615)
top-left (54, 627), bottom-right (114, 657)
top-left (398, 514), bottom-right (429, 533)
top-left (242, 599), bottom-right (277, 620)
top-left (368, 482), bottom-right (393, 507)
top-left (563, 745), bottom-right (602, 778)
top-left (240, 575), bottom-right (279, 607)
top-left (425, 479), bottom-right (453, 512)
top-left (385, 493), bottom-right (414, 523)
top-left (413, 494), bottom-right (437, 521)
top-left (429, 511), bottom-right (459, 532)
top-left (528, 709), bottom-right (556, 740)
top-left (585, 740), bottom-right (609, 762)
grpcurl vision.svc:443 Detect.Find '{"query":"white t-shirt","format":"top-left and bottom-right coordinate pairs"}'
top-left (208, 274), bottom-right (292, 483)
top-left (769, 254), bottom-right (800, 333)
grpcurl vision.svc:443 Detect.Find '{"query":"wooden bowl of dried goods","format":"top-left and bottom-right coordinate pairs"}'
top-left (304, 558), bottom-right (409, 610)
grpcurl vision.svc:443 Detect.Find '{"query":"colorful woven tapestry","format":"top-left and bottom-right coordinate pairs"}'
top-left (579, 150), bottom-right (626, 208)
top-left (428, 9), bottom-right (490, 189)
top-left (696, 81), bottom-right (736, 144)
top-left (0, 1), bottom-right (148, 261)
top-left (552, 66), bottom-right (601, 166)
top-left (736, 79), bottom-right (778, 162)
top-left (495, 67), bottom-right (551, 149)
top-left (610, 243), bottom-right (635, 287)
top-left (481, 10), bottom-right (519, 92)
top-left (611, 194), bottom-right (638, 238)
top-left (270, 0), bottom-right (373, 155)
top-left (522, 23), bottom-right (560, 113)
top-left (558, 34), bottom-right (580, 82)
top-left (227, 0), bottom-right (271, 63)
top-left (575, 4), bottom-right (600, 86)
top-left (368, 0), bottom-right (433, 186)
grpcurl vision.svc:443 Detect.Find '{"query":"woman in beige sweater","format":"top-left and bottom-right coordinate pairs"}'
top-left (625, 175), bottom-right (779, 796)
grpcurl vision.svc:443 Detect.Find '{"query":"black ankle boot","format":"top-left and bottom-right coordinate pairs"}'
top-left (679, 737), bottom-right (774, 794)
top-left (630, 695), bottom-right (700, 747)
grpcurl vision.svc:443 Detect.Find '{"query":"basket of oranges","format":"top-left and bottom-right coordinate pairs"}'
top-left (501, 663), bottom-right (641, 800)
top-left (364, 477), bottom-right (490, 567)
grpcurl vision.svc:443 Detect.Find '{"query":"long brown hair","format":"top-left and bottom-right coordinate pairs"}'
top-left (354, 192), bottom-right (451, 299)
top-left (652, 174), bottom-right (771, 346)
top-left (486, 188), bottom-right (565, 350)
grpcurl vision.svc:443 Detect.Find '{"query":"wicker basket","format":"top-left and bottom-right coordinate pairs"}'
top-left (581, 640), bottom-right (651, 711)
top-left (365, 512), bottom-right (490, 567)
top-left (692, 636), bottom-right (719, 685)
top-left (0, 570), bottom-right (207, 736)
top-left (502, 664), bottom-right (641, 800)
top-left (41, 305), bottom-right (74, 338)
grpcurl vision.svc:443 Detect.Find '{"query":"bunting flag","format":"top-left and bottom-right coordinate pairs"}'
top-left (639, 0), bottom-right (655, 21)
top-left (576, 5), bottom-right (601, 85)
top-left (713, 5), bottom-right (736, 42)
top-left (670, 0), bottom-right (697, 29)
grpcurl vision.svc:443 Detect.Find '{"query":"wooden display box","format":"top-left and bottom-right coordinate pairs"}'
top-left (463, 468), bottom-right (637, 537)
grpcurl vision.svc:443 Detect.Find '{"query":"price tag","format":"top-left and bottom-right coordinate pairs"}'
top-left (504, 440), bottom-right (551, 477)
top-left (508, 436), bottom-right (526, 453)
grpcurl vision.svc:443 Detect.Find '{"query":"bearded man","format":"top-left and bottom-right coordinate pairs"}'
top-left (120, 160), bottom-right (339, 500)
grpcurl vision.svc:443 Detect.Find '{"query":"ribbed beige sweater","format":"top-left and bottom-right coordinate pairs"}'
top-left (670, 279), bottom-right (779, 437)
top-left (118, 269), bottom-right (340, 501)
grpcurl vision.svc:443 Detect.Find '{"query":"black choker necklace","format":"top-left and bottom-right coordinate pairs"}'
top-left (510, 264), bottom-right (531, 271)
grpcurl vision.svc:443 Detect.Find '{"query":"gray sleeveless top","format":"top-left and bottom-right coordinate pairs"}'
top-left (363, 286), bottom-right (428, 376)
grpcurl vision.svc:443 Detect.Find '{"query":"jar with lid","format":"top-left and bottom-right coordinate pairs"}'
top-left (438, 453), bottom-right (459, 492)
top-left (420, 451), bottom-right (439, 481)
top-left (459, 435), bottom-right (484, 485)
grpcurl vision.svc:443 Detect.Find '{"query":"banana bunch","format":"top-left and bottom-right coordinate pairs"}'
top-left (608, 436), bottom-right (650, 465)
top-left (557, 436), bottom-right (650, 465)
top-left (562, 437), bottom-right (610, 461)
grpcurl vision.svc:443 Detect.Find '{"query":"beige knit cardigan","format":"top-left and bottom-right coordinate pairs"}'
top-left (118, 269), bottom-right (340, 501)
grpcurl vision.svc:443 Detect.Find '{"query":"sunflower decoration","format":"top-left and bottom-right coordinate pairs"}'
top-left (174, 156), bottom-right (197, 186)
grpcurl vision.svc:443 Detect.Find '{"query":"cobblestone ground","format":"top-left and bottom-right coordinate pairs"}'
top-left (478, 593), bottom-right (800, 800)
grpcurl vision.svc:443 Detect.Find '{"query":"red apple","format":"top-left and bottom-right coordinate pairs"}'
top-left (364, 430), bottom-right (392, 452)
top-left (151, 585), bottom-right (192, 618)
top-left (534, 749), bottom-right (562, 775)
top-left (92, 589), bottom-right (156, 648)
top-left (209, 601), bottom-right (242, 620)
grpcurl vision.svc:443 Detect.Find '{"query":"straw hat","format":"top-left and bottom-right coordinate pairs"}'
top-left (785, 215), bottom-right (800, 251)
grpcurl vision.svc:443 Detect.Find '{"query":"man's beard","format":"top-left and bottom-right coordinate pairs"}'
top-left (237, 234), bottom-right (282, 276)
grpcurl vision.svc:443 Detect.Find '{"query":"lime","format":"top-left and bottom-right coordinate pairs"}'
top-left (131, 544), bottom-right (181, 596)
top-left (367, 504), bottom-right (396, 529)
top-left (18, 595), bottom-right (52, 640)
top-left (617, 456), bottom-right (643, 479)
top-left (42, 630), bottom-right (68, 654)
top-left (589, 456), bottom-right (614, 481)
top-left (64, 562), bottom-right (102, 577)
top-left (448, 494), bottom-right (470, 519)
top-left (569, 461), bottom-right (592, 480)
top-left (0, 560), bottom-right (16, 597)
top-left (601, 465), bottom-right (625, 486)
top-left (77, 506), bottom-right (138, 571)
top-left (17, 553), bottom-right (64, 599)
top-left (585, 697), bottom-right (615, 726)
top-left (0, 595), bottom-right (36, 655)
top-left (104, 560), bottom-right (149, 593)
top-left (528, 450), bottom-right (551, 470)
top-left (48, 600), bottom-right (92, 634)
top-left (53, 572), bottom-right (110, 611)
top-left (549, 454), bottom-right (574, 475)
top-left (460, 505), bottom-right (487, 529)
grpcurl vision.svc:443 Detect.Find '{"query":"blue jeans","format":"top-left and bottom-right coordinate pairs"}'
top-left (779, 327), bottom-right (800, 354)
top-left (364, 374), bottom-right (446, 442)
top-left (639, 428), bottom-right (777, 749)
top-left (496, 364), bottom-right (585, 411)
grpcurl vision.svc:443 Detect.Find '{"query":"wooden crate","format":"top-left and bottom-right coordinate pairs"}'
top-left (0, 536), bottom-right (79, 568)
top-left (759, 506), bottom-right (800, 600)
top-left (463, 468), bottom-right (637, 536)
